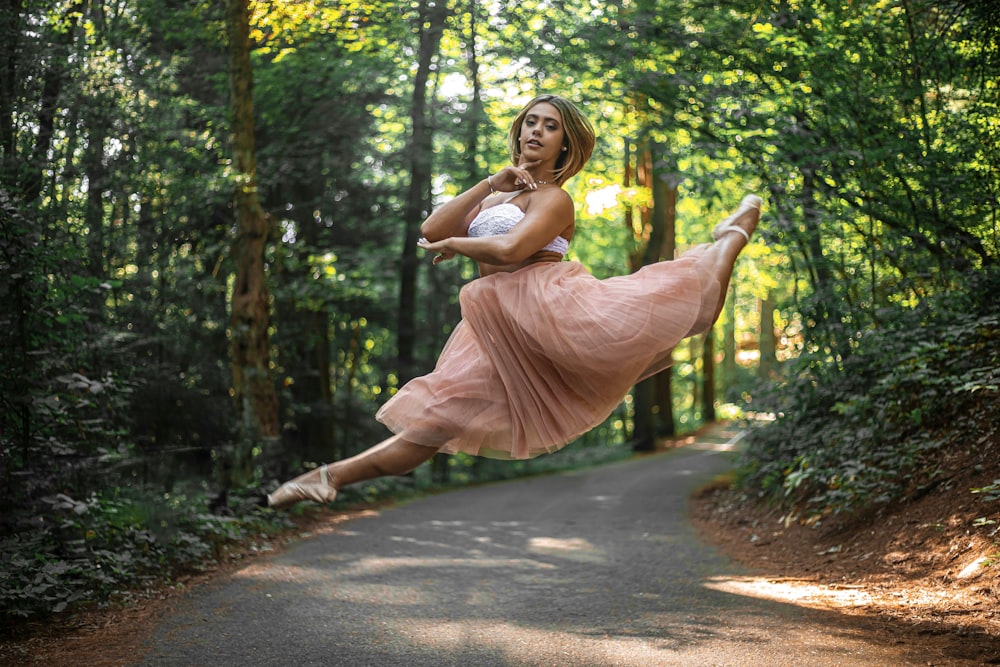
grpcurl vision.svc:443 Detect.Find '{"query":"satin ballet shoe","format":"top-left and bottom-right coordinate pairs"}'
top-left (267, 464), bottom-right (337, 509)
top-left (712, 194), bottom-right (762, 242)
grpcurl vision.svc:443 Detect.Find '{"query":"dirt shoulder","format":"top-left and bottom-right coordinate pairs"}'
top-left (689, 427), bottom-right (1000, 665)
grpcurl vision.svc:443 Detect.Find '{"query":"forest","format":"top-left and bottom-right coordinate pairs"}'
top-left (1, 0), bottom-right (997, 623)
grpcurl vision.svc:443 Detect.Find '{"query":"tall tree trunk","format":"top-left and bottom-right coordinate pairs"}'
top-left (701, 328), bottom-right (716, 422)
top-left (627, 142), bottom-right (653, 449)
top-left (631, 143), bottom-right (677, 451)
top-left (84, 118), bottom-right (108, 283)
top-left (758, 295), bottom-right (777, 379)
top-left (722, 284), bottom-right (737, 401)
top-left (462, 1), bottom-right (482, 191)
top-left (431, 0), bottom-right (481, 485)
top-left (21, 2), bottom-right (81, 202)
top-left (0, 0), bottom-right (23, 188)
top-left (225, 0), bottom-right (279, 452)
top-left (397, 0), bottom-right (449, 385)
top-left (798, 163), bottom-right (843, 344)
top-left (650, 165), bottom-right (677, 439)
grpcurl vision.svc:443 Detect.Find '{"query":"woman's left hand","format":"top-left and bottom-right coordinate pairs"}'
top-left (417, 237), bottom-right (456, 264)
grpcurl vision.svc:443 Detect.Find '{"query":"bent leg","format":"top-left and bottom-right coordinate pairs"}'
top-left (268, 435), bottom-right (441, 509)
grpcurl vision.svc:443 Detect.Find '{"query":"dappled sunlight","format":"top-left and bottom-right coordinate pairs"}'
top-left (586, 494), bottom-right (622, 508)
top-left (384, 613), bottom-right (888, 665)
top-left (299, 509), bottom-right (382, 536)
top-left (527, 536), bottom-right (607, 564)
top-left (704, 576), bottom-right (874, 610)
top-left (337, 555), bottom-right (556, 577)
top-left (584, 183), bottom-right (623, 216)
top-left (232, 562), bottom-right (329, 584)
top-left (386, 519), bottom-right (531, 552)
top-left (703, 573), bottom-right (997, 634)
top-left (687, 430), bottom-right (747, 452)
top-left (387, 533), bottom-right (477, 551)
top-left (957, 556), bottom-right (991, 580)
top-left (234, 554), bottom-right (556, 583)
top-left (391, 619), bottom-right (680, 665)
top-left (234, 553), bottom-right (559, 608)
top-left (324, 582), bottom-right (431, 606)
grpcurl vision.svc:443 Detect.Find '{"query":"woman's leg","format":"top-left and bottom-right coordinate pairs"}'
top-left (267, 435), bottom-right (441, 509)
top-left (685, 195), bottom-right (761, 337)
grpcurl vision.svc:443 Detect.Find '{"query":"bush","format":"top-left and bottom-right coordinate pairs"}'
top-left (0, 488), bottom-right (290, 621)
top-left (737, 269), bottom-right (1000, 518)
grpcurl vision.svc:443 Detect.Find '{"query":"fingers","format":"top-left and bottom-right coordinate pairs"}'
top-left (511, 166), bottom-right (542, 190)
top-left (492, 161), bottom-right (545, 191)
top-left (417, 236), bottom-right (438, 255)
top-left (418, 237), bottom-right (453, 264)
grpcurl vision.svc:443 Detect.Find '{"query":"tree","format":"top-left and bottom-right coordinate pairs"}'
top-left (225, 0), bottom-right (279, 452)
top-left (701, 328), bottom-right (716, 422)
top-left (397, 0), bottom-right (451, 385)
top-left (249, 2), bottom-right (397, 463)
top-left (627, 140), bottom-right (679, 450)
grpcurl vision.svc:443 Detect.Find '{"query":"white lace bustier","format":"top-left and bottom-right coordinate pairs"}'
top-left (466, 203), bottom-right (569, 256)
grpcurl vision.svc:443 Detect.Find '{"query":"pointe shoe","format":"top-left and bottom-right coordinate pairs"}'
top-left (267, 464), bottom-right (337, 509)
top-left (712, 195), bottom-right (762, 242)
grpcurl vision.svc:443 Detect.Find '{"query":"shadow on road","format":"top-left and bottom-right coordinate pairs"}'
top-left (133, 425), bottom-right (989, 666)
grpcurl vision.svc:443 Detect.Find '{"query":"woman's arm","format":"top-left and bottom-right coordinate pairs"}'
top-left (419, 161), bottom-right (544, 241)
top-left (419, 178), bottom-right (493, 242)
top-left (418, 188), bottom-right (575, 266)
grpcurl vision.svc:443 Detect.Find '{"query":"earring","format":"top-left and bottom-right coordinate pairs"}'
top-left (562, 146), bottom-right (568, 151)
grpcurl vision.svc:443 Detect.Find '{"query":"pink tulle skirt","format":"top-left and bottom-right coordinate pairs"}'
top-left (376, 247), bottom-right (718, 459)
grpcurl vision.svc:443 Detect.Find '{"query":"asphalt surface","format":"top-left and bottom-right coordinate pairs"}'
top-left (133, 426), bottom-right (943, 666)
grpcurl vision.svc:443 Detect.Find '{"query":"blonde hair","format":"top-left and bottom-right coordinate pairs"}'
top-left (507, 95), bottom-right (595, 184)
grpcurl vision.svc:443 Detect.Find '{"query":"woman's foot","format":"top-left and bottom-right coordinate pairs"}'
top-left (267, 464), bottom-right (337, 509)
top-left (712, 195), bottom-right (762, 242)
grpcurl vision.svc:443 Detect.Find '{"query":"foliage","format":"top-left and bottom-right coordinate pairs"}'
top-left (737, 267), bottom-right (1000, 518)
top-left (971, 480), bottom-right (1000, 504)
top-left (0, 487), bottom-right (290, 620)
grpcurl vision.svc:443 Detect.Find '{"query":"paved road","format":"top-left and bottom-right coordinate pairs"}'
top-left (134, 427), bottom-right (955, 666)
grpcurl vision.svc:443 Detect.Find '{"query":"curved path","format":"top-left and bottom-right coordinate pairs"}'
top-left (134, 427), bottom-right (951, 666)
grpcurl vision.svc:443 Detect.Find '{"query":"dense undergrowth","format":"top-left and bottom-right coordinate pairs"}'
top-left (737, 268), bottom-right (1000, 523)
top-left (0, 487), bottom-right (289, 623)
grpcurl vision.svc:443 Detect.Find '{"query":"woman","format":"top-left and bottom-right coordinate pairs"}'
top-left (267, 94), bottom-right (760, 509)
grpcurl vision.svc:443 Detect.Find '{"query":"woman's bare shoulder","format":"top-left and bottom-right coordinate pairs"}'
top-left (525, 186), bottom-right (575, 213)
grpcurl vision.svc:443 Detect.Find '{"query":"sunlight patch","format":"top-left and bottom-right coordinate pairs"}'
top-left (585, 183), bottom-right (622, 216)
top-left (338, 556), bottom-right (557, 577)
top-left (393, 619), bottom-right (676, 664)
top-left (527, 537), bottom-right (607, 564)
top-left (957, 556), bottom-right (990, 579)
top-left (688, 430), bottom-right (747, 452)
top-left (703, 576), bottom-right (873, 608)
top-left (233, 563), bottom-right (328, 583)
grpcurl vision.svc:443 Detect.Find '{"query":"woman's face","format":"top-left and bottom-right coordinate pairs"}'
top-left (518, 102), bottom-right (566, 167)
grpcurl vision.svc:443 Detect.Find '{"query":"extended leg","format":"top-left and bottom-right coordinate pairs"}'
top-left (267, 435), bottom-right (441, 509)
top-left (685, 195), bottom-right (761, 336)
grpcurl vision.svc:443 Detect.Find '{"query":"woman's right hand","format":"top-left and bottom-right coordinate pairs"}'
top-left (489, 160), bottom-right (544, 192)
